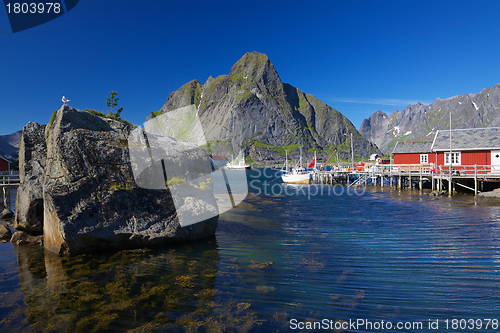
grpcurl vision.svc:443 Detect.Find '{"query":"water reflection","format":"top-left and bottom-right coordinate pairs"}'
top-left (5, 170), bottom-right (500, 332)
top-left (1, 239), bottom-right (263, 332)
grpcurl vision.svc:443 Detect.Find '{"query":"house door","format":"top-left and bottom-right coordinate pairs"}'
top-left (491, 150), bottom-right (500, 172)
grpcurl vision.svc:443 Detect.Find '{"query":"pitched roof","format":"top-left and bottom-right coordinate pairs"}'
top-left (392, 141), bottom-right (433, 154)
top-left (210, 155), bottom-right (227, 161)
top-left (0, 156), bottom-right (10, 163)
top-left (431, 127), bottom-right (500, 151)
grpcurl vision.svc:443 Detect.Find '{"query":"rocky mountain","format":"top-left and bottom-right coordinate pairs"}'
top-left (359, 84), bottom-right (500, 154)
top-left (0, 130), bottom-right (22, 156)
top-left (149, 52), bottom-right (380, 164)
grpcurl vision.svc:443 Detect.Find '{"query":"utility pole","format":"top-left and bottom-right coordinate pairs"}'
top-left (351, 133), bottom-right (354, 168)
top-left (449, 111), bottom-right (452, 196)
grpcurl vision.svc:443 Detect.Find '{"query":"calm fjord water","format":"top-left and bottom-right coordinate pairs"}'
top-left (2, 168), bottom-right (500, 332)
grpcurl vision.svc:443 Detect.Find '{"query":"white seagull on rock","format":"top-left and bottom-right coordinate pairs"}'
top-left (62, 96), bottom-right (70, 105)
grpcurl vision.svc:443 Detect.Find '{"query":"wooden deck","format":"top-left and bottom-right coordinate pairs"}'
top-left (313, 164), bottom-right (500, 195)
top-left (1, 172), bottom-right (19, 210)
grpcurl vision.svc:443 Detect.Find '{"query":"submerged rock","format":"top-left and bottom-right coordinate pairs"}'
top-left (14, 122), bottom-right (47, 234)
top-left (42, 106), bottom-right (218, 256)
top-left (476, 190), bottom-right (500, 201)
top-left (428, 190), bottom-right (447, 196)
top-left (10, 230), bottom-right (43, 245)
top-left (0, 208), bottom-right (14, 219)
top-left (0, 223), bottom-right (12, 240)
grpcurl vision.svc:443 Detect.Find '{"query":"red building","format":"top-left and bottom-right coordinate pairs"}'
top-left (210, 155), bottom-right (228, 168)
top-left (392, 127), bottom-right (500, 175)
top-left (0, 156), bottom-right (10, 172)
top-left (392, 141), bottom-right (435, 164)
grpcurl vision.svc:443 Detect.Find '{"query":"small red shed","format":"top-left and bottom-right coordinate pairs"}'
top-left (0, 156), bottom-right (10, 172)
top-left (210, 155), bottom-right (228, 168)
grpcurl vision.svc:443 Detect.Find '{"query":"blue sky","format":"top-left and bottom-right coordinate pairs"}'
top-left (1, 0), bottom-right (499, 135)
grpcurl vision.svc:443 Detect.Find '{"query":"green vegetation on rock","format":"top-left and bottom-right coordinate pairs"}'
top-left (83, 109), bottom-right (134, 127)
top-left (248, 140), bottom-right (301, 156)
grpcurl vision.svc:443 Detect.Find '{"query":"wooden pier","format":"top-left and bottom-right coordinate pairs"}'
top-left (313, 164), bottom-right (500, 195)
top-left (1, 172), bottom-right (20, 210)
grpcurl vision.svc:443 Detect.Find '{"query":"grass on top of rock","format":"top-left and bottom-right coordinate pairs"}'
top-left (48, 108), bottom-right (136, 131)
top-left (150, 110), bottom-right (162, 118)
top-left (83, 109), bottom-right (135, 127)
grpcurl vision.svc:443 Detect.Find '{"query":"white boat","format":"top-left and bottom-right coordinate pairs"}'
top-left (226, 160), bottom-right (251, 170)
top-left (282, 167), bottom-right (311, 184)
top-left (281, 149), bottom-right (311, 184)
top-left (226, 150), bottom-right (251, 170)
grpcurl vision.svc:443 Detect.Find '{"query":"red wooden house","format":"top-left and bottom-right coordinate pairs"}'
top-left (392, 127), bottom-right (500, 175)
top-left (0, 156), bottom-right (10, 172)
top-left (430, 127), bottom-right (500, 174)
top-left (392, 141), bottom-right (435, 164)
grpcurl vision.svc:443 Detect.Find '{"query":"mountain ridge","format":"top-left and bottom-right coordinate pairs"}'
top-left (0, 130), bottom-right (22, 156)
top-left (150, 52), bottom-right (380, 163)
top-left (359, 84), bottom-right (500, 154)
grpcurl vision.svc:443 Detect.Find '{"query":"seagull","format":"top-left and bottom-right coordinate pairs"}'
top-left (62, 96), bottom-right (70, 105)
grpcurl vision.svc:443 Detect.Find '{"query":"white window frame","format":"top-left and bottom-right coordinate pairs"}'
top-left (444, 152), bottom-right (461, 166)
top-left (420, 154), bottom-right (428, 164)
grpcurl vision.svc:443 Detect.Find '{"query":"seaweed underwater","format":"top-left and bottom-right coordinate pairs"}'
top-left (0, 239), bottom-right (265, 333)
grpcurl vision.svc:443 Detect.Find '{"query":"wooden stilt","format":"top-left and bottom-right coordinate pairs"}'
top-left (474, 164), bottom-right (477, 195)
top-left (419, 167), bottom-right (422, 191)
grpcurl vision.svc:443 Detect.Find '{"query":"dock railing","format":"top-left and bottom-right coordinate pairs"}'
top-left (0, 172), bottom-right (20, 185)
top-left (352, 164), bottom-right (500, 177)
top-left (1, 172), bottom-right (19, 210)
top-left (317, 163), bottom-right (500, 180)
top-left (435, 164), bottom-right (494, 176)
top-left (314, 163), bottom-right (500, 194)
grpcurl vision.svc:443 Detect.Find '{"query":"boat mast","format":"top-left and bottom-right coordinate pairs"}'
top-left (351, 133), bottom-right (354, 168)
top-left (285, 150), bottom-right (288, 171)
top-left (300, 146), bottom-right (303, 168)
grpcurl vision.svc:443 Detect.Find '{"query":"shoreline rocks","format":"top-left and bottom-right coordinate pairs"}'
top-left (0, 223), bottom-right (12, 240)
top-left (476, 189), bottom-right (500, 201)
top-left (0, 208), bottom-right (15, 219)
top-left (10, 230), bottom-right (43, 246)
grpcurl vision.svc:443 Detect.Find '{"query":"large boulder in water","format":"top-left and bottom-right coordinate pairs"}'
top-left (43, 106), bottom-right (218, 256)
top-left (14, 122), bottom-right (47, 234)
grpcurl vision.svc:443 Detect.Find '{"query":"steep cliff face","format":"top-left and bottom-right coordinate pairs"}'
top-left (150, 52), bottom-right (380, 163)
top-left (359, 84), bottom-right (500, 154)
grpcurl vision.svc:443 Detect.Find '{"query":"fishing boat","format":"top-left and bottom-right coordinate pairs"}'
top-left (281, 149), bottom-right (311, 184)
top-left (226, 150), bottom-right (251, 170)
